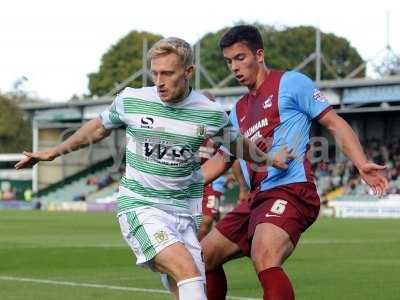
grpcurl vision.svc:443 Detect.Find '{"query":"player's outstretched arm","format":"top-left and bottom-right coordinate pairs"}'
top-left (201, 152), bottom-right (233, 185)
top-left (318, 110), bottom-right (389, 197)
top-left (15, 117), bottom-right (111, 170)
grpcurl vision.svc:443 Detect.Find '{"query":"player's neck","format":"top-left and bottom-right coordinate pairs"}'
top-left (170, 85), bottom-right (192, 104)
top-left (249, 67), bottom-right (270, 95)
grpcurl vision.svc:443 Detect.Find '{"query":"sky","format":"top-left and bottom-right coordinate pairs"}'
top-left (1, 0), bottom-right (400, 102)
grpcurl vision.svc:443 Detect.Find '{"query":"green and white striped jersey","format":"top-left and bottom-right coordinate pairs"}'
top-left (100, 86), bottom-right (239, 217)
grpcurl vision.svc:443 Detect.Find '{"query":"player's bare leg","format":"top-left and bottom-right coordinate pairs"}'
top-left (251, 223), bottom-right (295, 300)
top-left (154, 242), bottom-right (206, 300)
top-left (202, 227), bottom-right (243, 272)
top-left (198, 215), bottom-right (214, 241)
top-left (162, 275), bottom-right (178, 299)
top-left (201, 228), bottom-right (243, 300)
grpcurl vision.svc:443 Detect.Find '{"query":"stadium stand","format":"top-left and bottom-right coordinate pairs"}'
top-left (316, 138), bottom-right (400, 201)
top-left (38, 158), bottom-right (122, 204)
top-left (12, 75), bottom-right (400, 217)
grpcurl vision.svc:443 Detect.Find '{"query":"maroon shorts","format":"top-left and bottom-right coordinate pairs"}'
top-left (202, 184), bottom-right (222, 220)
top-left (215, 182), bottom-right (320, 256)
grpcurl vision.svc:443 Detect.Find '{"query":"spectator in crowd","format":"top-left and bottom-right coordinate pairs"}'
top-left (24, 188), bottom-right (32, 201)
top-left (315, 138), bottom-right (400, 198)
top-left (2, 190), bottom-right (15, 201)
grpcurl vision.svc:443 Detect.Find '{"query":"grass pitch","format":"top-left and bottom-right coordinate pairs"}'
top-left (0, 210), bottom-right (399, 299)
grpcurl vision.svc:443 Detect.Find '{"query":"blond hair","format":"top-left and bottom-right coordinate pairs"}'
top-left (147, 37), bottom-right (193, 68)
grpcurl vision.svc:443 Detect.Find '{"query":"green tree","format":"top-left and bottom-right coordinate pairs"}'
top-left (89, 25), bottom-right (364, 93)
top-left (88, 31), bottom-right (163, 96)
top-left (263, 26), bottom-right (364, 80)
top-left (0, 94), bottom-right (32, 153)
top-left (194, 27), bottom-right (233, 88)
top-left (196, 25), bottom-right (364, 88)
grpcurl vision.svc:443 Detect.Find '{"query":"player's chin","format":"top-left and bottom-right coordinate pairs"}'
top-left (236, 77), bottom-right (248, 86)
top-left (160, 95), bottom-right (171, 102)
top-left (158, 91), bottom-right (170, 101)
top-left (240, 78), bottom-right (254, 88)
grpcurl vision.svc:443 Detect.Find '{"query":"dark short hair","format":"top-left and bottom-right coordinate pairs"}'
top-left (219, 25), bottom-right (264, 53)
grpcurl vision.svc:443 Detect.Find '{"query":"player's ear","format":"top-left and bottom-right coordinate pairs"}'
top-left (184, 65), bottom-right (194, 80)
top-left (255, 49), bottom-right (264, 64)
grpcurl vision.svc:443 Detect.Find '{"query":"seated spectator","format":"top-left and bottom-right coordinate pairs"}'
top-left (24, 189), bottom-right (33, 201)
top-left (2, 190), bottom-right (15, 201)
top-left (73, 193), bottom-right (86, 201)
top-left (96, 175), bottom-right (114, 189)
top-left (87, 176), bottom-right (98, 185)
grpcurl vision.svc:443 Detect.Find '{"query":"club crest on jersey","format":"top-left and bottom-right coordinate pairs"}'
top-left (197, 125), bottom-right (206, 137)
top-left (313, 89), bottom-right (327, 103)
top-left (263, 95), bottom-right (273, 109)
top-left (154, 230), bottom-right (169, 244)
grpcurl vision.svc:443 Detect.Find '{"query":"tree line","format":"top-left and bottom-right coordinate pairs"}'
top-left (88, 24), bottom-right (365, 96)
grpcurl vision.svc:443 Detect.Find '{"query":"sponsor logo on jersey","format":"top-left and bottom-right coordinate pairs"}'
top-left (154, 230), bottom-right (169, 243)
top-left (244, 118), bottom-right (269, 138)
top-left (140, 116), bottom-right (154, 128)
top-left (143, 139), bottom-right (194, 166)
top-left (263, 95), bottom-right (273, 109)
top-left (313, 89), bottom-right (327, 103)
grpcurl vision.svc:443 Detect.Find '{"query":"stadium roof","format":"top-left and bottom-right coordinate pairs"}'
top-left (19, 75), bottom-right (400, 113)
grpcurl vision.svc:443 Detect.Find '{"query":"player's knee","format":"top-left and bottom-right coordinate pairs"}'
top-left (252, 246), bottom-right (280, 267)
top-left (178, 257), bottom-right (201, 277)
top-left (251, 242), bottom-right (292, 271)
top-left (154, 245), bottom-right (201, 281)
top-left (172, 263), bottom-right (201, 281)
top-left (201, 237), bottom-right (219, 271)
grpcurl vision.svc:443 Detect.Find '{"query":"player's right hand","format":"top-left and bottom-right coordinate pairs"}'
top-left (15, 150), bottom-right (56, 170)
top-left (272, 146), bottom-right (294, 170)
top-left (238, 187), bottom-right (250, 202)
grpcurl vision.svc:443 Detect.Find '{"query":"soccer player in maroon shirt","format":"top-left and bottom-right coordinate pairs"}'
top-left (201, 25), bottom-right (389, 300)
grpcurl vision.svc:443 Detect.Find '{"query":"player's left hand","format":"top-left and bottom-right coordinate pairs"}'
top-left (359, 163), bottom-right (389, 197)
top-left (271, 146), bottom-right (294, 170)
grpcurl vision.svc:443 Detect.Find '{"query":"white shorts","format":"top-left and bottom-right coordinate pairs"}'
top-left (118, 207), bottom-right (205, 283)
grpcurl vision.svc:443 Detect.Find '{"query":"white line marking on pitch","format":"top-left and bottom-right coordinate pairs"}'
top-left (0, 276), bottom-right (260, 300)
top-left (300, 239), bottom-right (399, 245)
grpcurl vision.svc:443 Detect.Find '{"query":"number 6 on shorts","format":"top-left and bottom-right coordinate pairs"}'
top-left (270, 199), bottom-right (287, 215)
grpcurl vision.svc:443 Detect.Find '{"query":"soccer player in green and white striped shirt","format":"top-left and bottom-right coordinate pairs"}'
top-left (15, 37), bottom-right (291, 300)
